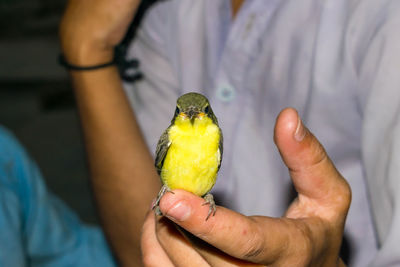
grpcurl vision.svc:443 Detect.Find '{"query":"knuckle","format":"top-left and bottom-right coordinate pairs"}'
top-left (340, 179), bottom-right (352, 205)
top-left (333, 177), bottom-right (352, 212)
top-left (307, 132), bottom-right (328, 167)
top-left (240, 223), bottom-right (266, 261)
top-left (312, 149), bottom-right (329, 172)
top-left (242, 242), bottom-right (264, 260)
top-left (290, 222), bottom-right (314, 265)
top-left (297, 224), bottom-right (313, 253)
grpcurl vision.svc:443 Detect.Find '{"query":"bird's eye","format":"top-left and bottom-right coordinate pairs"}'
top-left (204, 105), bottom-right (210, 113)
top-left (175, 107), bottom-right (180, 116)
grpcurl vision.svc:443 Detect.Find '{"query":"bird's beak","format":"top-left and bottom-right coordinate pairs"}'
top-left (187, 108), bottom-right (199, 124)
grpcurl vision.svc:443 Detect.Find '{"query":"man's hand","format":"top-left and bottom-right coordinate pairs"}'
top-left (59, 0), bottom-right (140, 65)
top-left (141, 108), bottom-right (351, 266)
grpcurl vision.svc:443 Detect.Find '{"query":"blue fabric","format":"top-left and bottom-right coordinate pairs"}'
top-left (0, 126), bottom-right (116, 267)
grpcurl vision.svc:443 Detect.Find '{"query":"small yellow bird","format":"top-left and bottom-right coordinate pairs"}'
top-left (152, 92), bottom-right (223, 220)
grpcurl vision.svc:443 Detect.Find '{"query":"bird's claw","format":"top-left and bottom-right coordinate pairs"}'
top-left (152, 185), bottom-right (173, 216)
top-left (202, 193), bottom-right (216, 221)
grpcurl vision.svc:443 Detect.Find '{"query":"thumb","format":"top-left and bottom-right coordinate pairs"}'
top-left (274, 108), bottom-right (351, 218)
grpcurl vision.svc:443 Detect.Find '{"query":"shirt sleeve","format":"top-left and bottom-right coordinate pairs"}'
top-left (354, 2), bottom-right (400, 265)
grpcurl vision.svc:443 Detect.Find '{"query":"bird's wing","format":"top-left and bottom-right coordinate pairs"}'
top-left (217, 128), bottom-right (223, 171)
top-left (155, 127), bottom-right (171, 175)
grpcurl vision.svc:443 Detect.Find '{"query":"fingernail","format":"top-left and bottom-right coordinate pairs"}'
top-left (294, 115), bottom-right (306, 142)
top-left (165, 201), bottom-right (191, 222)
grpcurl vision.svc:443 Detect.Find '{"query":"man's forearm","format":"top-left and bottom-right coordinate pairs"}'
top-left (59, 0), bottom-right (157, 264)
top-left (70, 65), bottom-right (160, 265)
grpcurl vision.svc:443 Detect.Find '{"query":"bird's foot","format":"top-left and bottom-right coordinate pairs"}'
top-left (152, 185), bottom-right (173, 216)
top-left (202, 193), bottom-right (216, 221)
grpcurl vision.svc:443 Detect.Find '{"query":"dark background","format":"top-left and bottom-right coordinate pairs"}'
top-left (0, 0), bottom-right (98, 224)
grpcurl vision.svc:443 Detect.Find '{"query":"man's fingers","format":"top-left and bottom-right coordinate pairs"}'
top-left (140, 212), bottom-right (175, 267)
top-left (155, 216), bottom-right (209, 267)
top-left (273, 108), bottom-right (351, 217)
top-left (141, 211), bottom-right (208, 267)
top-left (159, 190), bottom-right (292, 264)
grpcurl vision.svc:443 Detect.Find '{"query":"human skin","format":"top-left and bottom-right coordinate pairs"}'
top-left (141, 108), bottom-right (350, 266)
top-left (60, 0), bottom-right (160, 265)
top-left (60, 0), bottom-right (350, 266)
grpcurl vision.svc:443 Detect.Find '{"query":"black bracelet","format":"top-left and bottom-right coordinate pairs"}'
top-left (58, 54), bottom-right (116, 71)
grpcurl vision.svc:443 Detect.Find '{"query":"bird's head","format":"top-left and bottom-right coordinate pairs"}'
top-left (173, 92), bottom-right (217, 125)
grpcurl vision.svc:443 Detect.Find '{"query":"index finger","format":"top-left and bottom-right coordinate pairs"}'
top-left (159, 190), bottom-right (298, 264)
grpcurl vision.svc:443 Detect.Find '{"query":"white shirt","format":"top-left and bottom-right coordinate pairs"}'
top-left (124, 0), bottom-right (400, 266)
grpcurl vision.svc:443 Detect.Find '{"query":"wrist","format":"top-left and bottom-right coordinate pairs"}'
top-left (61, 39), bottom-right (115, 67)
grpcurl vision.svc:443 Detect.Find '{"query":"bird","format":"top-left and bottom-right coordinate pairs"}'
top-left (152, 92), bottom-right (223, 220)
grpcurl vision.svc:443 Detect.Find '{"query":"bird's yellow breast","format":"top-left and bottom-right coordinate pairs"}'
top-left (161, 115), bottom-right (220, 196)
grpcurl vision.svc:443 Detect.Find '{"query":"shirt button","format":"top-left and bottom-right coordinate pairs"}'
top-left (216, 84), bottom-right (236, 103)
